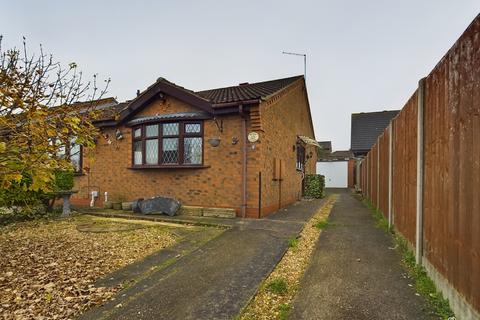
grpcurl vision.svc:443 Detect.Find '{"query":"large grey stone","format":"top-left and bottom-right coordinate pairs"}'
top-left (138, 197), bottom-right (181, 216)
top-left (132, 198), bottom-right (144, 213)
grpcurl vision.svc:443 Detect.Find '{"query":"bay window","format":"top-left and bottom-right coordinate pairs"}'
top-left (132, 121), bottom-right (203, 167)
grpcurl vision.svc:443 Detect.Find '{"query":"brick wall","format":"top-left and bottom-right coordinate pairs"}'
top-left (73, 96), bottom-right (244, 213)
top-left (73, 79), bottom-right (316, 218)
top-left (254, 79), bottom-right (317, 217)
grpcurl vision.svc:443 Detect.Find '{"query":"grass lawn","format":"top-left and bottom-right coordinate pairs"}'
top-left (0, 214), bottom-right (188, 319)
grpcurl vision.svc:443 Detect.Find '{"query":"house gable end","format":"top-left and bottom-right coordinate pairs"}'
top-left (119, 79), bottom-right (214, 123)
top-left (261, 77), bottom-right (315, 138)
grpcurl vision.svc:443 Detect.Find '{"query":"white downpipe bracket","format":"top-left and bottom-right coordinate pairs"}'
top-left (416, 78), bottom-right (426, 265)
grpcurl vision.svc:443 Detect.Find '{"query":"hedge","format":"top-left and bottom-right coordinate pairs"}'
top-left (304, 174), bottom-right (325, 199)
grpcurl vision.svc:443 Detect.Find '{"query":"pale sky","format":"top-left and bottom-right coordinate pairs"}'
top-left (1, 1), bottom-right (479, 150)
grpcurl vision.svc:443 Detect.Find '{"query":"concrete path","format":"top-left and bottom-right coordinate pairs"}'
top-left (290, 191), bottom-right (435, 319)
top-left (81, 198), bottom-right (326, 320)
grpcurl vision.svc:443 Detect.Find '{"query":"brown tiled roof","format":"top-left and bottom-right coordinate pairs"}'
top-left (195, 75), bottom-right (303, 105)
top-left (100, 75), bottom-right (306, 126)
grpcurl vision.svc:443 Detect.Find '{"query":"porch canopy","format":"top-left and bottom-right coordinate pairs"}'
top-left (298, 135), bottom-right (320, 147)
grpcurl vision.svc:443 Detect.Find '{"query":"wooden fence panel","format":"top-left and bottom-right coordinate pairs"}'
top-left (391, 92), bottom-right (417, 245)
top-left (378, 128), bottom-right (390, 217)
top-left (362, 157), bottom-right (366, 195)
top-left (371, 143), bottom-right (378, 207)
top-left (358, 15), bottom-right (479, 315)
top-left (369, 151), bottom-right (373, 200)
top-left (423, 16), bottom-right (480, 311)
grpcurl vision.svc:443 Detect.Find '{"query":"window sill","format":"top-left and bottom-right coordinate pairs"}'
top-left (128, 165), bottom-right (210, 170)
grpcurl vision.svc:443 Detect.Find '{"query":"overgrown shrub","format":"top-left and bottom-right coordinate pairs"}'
top-left (304, 174), bottom-right (325, 199)
top-left (53, 170), bottom-right (74, 191)
top-left (0, 170), bottom-right (73, 225)
top-left (0, 173), bottom-right (46, 207)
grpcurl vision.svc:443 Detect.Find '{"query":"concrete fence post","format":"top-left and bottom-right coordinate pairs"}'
top-left (388, 123), bottom-right (393, 227)
top-left (416, 78), bottom-right (426, 265)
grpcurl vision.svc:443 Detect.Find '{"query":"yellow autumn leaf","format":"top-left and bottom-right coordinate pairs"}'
top-left (5, 173), bottom-right (23, 183)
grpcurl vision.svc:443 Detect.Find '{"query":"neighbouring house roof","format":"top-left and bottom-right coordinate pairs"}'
top-left (350, 110), bottom-right (399, 155)
top-left (96, 102), bottom-right (128, 121)
top-left (318, 150), bottom-right (353, 161)
top-left (67, 97), bottom-right (127, 123)
top-left (318, 141), bottom-right (332, 153)
top-left (196, 76), bottom-right (303, 105)
top-left (71, 97), bottom-right (118, 110)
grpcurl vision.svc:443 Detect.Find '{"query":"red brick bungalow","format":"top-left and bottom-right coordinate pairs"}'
top-left (72, 75), bottom-right (318, 218)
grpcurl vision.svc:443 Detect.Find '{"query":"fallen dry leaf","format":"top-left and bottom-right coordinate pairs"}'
top-left (0, 215), bottom-right (178, 319)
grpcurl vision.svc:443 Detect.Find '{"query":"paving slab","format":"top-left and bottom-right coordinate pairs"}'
top-left (290, 191), bottom-right (436, 320)
top-left (80, 198), bottom-right (326, 320)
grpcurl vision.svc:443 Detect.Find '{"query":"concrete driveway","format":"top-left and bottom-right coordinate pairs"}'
top-left (80, 198), bottom-right (326, 320)
top-left (289, 191), bottom-right (436, 319)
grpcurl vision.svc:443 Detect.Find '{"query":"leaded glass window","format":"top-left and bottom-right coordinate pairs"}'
top-left (163, 123), bottom-right (179, 136)
top-left (134, 141), bottom-right (143, 165)
top-left (162, 138), bottom-right (178, 164)
top-left (145, 124), bottom-right (158, 137)
top-left (185, 123), bottom-right (201, 133)
top-left (134, 128), bottom-right (142, 138)
top-left (145, 139), bottom-right (159, 164)
top-left (132, 121), bottom-right (203, 167)
top-left (184, 137), bottom-right (202, 164)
